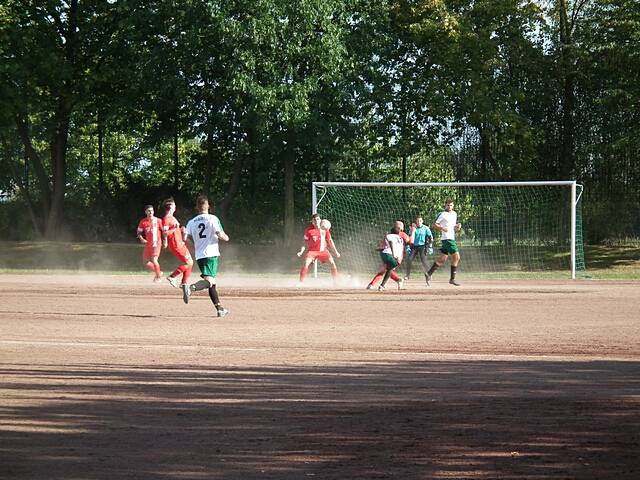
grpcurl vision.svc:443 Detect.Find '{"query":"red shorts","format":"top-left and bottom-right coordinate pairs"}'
top-left (143, 244), bottom-right (161, 261)
top-left (169, 245), bottom-right (191, 264)
top-left (305, 250), bottom-right (332, 263)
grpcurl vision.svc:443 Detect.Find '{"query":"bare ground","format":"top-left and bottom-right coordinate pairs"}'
top-left (1, 274), bottom-right (639, 479)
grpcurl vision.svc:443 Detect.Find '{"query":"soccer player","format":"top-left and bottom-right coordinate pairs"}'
top-left (161, 197), bottom-right (193, 303)
top-left (136, 204), bottom-right (163, 282)
top-left (366, 220), bottom-right (409, 291)
top-left (405, 216), bottom-right (434, 282)
top-left (184, 195), bottom-right (230, 317)
top-left (296, 213), bottom-right (341, 284)
top-left (426, 198), bottom-right (462, 286)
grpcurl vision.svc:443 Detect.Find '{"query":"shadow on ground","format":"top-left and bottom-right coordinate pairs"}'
top-left (1, 360), bottom-right (639, 479)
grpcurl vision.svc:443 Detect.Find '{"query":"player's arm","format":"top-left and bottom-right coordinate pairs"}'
top-left (213, 218), bottom-right (230, 242)
top-left (162, 224), bottom-right (169, 249)
top-left (432, 222), bottom-right (447, 233)
top-left (326, 231), bottom-right (340, 258)
top-left (297, 232), bottom-right (309, 257)
top-left (136, 226), bottom-right (147, 244)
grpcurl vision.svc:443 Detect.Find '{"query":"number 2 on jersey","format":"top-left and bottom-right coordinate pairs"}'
top-left (197, 223), bottom-right (207, 239)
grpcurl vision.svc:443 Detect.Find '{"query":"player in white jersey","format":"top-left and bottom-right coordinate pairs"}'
top-left (426, 198), bottom-right (462, 286)
top-left (184, 195), bottom-right (230, 317)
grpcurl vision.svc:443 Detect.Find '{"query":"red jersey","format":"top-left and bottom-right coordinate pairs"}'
top-left (162, 213), bottom-right (187, 252)
top-left (137, 216), bottom-right (163, 249)
top-left (304, 225), bottom-right (332, 252)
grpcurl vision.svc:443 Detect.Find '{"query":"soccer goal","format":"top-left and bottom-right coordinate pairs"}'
top-left (312, 181), bottom-right (585, 279)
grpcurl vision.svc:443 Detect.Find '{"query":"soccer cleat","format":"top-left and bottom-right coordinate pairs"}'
top-left (397, 279), bottom-right (404, 290)
top-left (167, 276), bottom-right (180, 289)
top-left (216, 307), bottom-right (230, 318)
top-left (181, 283), bottom-right (191, 304)
top-left (449, 279), bottom-right (461, 286)
top-left (425, 273), bottom-right (431, 286)
top-left (377, 285), bottom-right (385, 291)
top-left (366, 284), bottom-right (373, 290)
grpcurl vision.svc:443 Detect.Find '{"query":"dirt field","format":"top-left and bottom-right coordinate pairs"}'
top-left (1, 274), bottom-right (639, 479)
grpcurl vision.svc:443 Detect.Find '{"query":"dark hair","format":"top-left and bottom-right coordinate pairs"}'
top-left (196, 195), bottom-right (209, 210)
top-left (144, 204), bottom-right (154, 211)
top-left (162, 197), bottom-right (175, 212)
top-left (311, 213), bottom-right (320, 220)
top-left (445, 198), bottom-right (454, 204)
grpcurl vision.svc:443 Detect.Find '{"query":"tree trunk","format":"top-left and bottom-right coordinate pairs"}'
top-left (558, 0), bottom-right (576, 180)
top-left (283, 139), bottom-right (296, 245)
top-left (45, 107), bottom-right (71, 238)
top-left (204, 128), bottom-right (214, 197)
top-left (173, 131), bottom-right (179, 190)
top-left (97, 116), bottom-right (104, 194)
top-left (218, 153), bottom-right (244, 221)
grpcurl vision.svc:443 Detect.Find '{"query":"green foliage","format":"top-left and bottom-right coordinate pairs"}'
top-left (0, 0), bottom-right (638, 243)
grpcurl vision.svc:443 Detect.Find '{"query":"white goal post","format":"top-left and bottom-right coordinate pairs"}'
top-left (312, 181), bottom-right (584, 279)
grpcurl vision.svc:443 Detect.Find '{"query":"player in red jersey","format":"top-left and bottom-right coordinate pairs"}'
top-left (137, 205), bottom-right (163, 282)
top-left (296, 213), bottom-right (340, 283)
top-left (366, 220), bottom-right (409, 291)
top-left (161, 198), bottom-right (193, 303)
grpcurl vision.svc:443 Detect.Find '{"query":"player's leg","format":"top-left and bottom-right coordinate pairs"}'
top-left (299, 254), bottom-right (315, 282)
top-left (367, 266), bottom-right (385, 289)
top-left (418, 246), bottom-right (429, 273)
top-left (426, 251), bottom-right (448, 286)
top-left (449, 251), bottom-right (461, 286)
top-left (149, 254), bottom-right (162, 282)
top-left (404, 247), bottom-right (416, 280)
top-left (327, 256), bottom-right (338, 280)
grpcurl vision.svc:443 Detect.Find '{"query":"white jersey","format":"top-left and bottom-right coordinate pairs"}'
top-left (185, 213), bottom-right (224, 260)
top-left (382, 232), bottom-right (406, 262)
top-left (435, 210), bottom-right (458, 241)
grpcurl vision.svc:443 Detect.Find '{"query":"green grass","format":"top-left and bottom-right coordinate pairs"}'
top-left (0, 241), bottom-right (638, 280)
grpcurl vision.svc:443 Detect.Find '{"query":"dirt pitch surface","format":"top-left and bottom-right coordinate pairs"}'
top-left (1, 274), bottom-right (639, 480)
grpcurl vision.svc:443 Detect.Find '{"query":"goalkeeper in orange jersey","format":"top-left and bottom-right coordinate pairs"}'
top-left (366, 220), bottom-right (410, 291)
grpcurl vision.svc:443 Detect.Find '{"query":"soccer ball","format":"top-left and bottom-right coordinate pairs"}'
top-left (320, 219), bottom-right (331, 231)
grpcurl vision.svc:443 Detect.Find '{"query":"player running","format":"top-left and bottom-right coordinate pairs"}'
top-left (404, 216), bottom-right (434, 281)
top-left (426, 198), bottom-right (462, 286)
top-left (136, 204), bottom-right (163, 283)
top-left (366, 220), bottom-right (409, 291)
top-left (296, 213), bottom-right (340, 284)
top-left (184, 195), bottom-right (230, 318)
top-left (161, 197), bottom-right (193, 303)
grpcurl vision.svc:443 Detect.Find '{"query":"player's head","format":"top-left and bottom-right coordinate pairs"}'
top-left (196, 195), bottom-right (210, 213)
top-left (444, 199), bottom-right (454, 211)
top-left (416, 216), bottom-right (423, 226)
top-left (392, 220), bottom-right (404, 234)
top-left (144, 205), bottom-right (154, 217)
top-left (162, 197), bottom-right (176, 214)
top-left (311, 213), bottom-right (321, 227)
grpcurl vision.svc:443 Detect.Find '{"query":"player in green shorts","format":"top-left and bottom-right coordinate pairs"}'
top-left (426, 198), bottom-right (463, 286)
top-left (184, 195), bottom-right (231, 317)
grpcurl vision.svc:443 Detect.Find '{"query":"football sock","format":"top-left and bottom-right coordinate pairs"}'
top-left (299, 265), bottom-right (308, 282)
top-left (427, 262), bottom-right (439, 276)
top-left (330, 266), bottom-right (338, 279)
top-left (381, 269), bottom-right (392, 287)
top-left (145, 261), bottom-right (155, 273)
top-left (208, 285), bottom-right (221, 307)
top-left (181, 265), bottom-right (191, 284)
top-left (390, 270), bottom-right (400, 282)
top-left (154, 262), bottom-right (162, 277)
top-left (370, 272), bottom-right (384, 286)
top-left (450, 265), bottom-right (458, 281)
top-left (191, 279), bottom-right (210, 291)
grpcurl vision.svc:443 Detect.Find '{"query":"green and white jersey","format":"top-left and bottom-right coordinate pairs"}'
top-left (435, 210), bottom-right (457, 241)
top-left (185, 213), bottom-right (224, 260)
